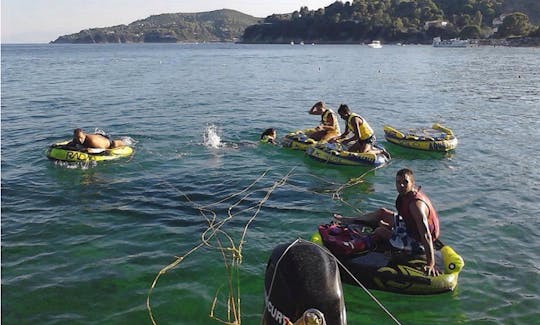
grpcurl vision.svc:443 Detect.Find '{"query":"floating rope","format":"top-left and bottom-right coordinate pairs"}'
top-left (146, 167), bottom-right (296, 325)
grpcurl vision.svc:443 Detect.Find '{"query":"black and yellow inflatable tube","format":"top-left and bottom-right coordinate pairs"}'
top-left (384, 123), bottom-right (458, 152)
top-left (306, 143), bottom-right (390, 167)
top-left (311, 231), bottom-right (464, 295)
top-left (281, 129), bottom-right (318, 151)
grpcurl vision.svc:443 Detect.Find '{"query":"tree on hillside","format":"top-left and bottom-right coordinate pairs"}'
top-left (460, 25), bottom-right (482, 38)
top-left (496, 12), bottom-right (532, 37)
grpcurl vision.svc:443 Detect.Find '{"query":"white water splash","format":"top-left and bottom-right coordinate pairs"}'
top-left (121, 136), bottom-right (136, 146)
top-left (93, 128), bottom-right (108, 136)
top-left (54, 160), bottom-right (95, 169)
top-left (203, 124), bottom-right (222, 149)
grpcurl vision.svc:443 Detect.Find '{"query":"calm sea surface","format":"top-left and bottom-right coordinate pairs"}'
top-left (2, 43), bottom-right (539, 324)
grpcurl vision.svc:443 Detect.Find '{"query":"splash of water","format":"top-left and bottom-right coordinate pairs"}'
top-left (54, 160), bottom-right (95, 169)
top-left (203, 124), bottom-right (222, 149)
top-left (94, 128), bottom-right (108, 136)
top-left (121, 136), bottom-right (136, 146)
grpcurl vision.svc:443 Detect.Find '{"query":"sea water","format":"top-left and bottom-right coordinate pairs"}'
top-left (2, 43), bottom-right (539, 324)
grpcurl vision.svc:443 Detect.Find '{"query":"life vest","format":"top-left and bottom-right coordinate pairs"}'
top-left (321, 109), bottom-right (341, 133)
top-left (347, 113), bottom-right (374, 140)
top-left (318, 224), bottom-right (373, 256)
top-left (260, 135), bottom-right (275, 144)
top-left (395, 188), bottom-right (440, 241)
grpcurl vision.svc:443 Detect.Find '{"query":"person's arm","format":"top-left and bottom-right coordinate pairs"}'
top-left (336, 123), bottom-right (350, 142)
top-left (410, 200), bottom-right (440, 276)
top-left (320, 113), bottom-right (336, 131)
top-left (349, 116), bottom-right (363, 141)
top-left (341, 116), bottom-right (363, 145)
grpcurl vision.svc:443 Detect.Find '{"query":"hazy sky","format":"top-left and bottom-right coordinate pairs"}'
top-left (1, 0), bottom-right (333, 43)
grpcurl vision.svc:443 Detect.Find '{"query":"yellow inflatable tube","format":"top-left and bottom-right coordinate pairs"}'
top-left (46, 141), bottom-right (134, 162)
top-left (281, 129), bottom-right (318, 151)
top-left (384, 124), bottom-right (458, 152)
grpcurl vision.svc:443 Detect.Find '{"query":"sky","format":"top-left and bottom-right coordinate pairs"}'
top-left (1, 0), bottom-right (334, 43)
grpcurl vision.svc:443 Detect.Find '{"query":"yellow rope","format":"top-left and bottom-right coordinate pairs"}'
top-left (146, 168), bottom-right (294, 325)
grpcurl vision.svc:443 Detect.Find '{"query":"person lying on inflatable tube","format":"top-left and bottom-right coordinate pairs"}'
top-left (66, 128), bottom-right (127, 153)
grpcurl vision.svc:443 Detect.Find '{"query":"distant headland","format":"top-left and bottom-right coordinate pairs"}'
top-left (51, 1), bottom-right (540, 46)
top-left (51, 9), bottom-right (261, 44)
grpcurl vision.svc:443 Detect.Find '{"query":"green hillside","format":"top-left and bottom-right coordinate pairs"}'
top-left (240, 0), bottom-right (539, 44)
top-left (51, 9), bottom-right (261, 43)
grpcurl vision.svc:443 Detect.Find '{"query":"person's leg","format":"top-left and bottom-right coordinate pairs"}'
top-left (308, 130), bottom-right (325, 141)
top-left (350, 207), bottom-right (393, 225)
top-left (346, 141), bottom-right (362, 152)
top-left (320, 129), bottom-right (338, 143)
top-left (373, 226), bottom-right (393, 241)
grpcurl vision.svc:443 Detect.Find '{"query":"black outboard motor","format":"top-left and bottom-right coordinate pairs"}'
top-left (262, 239), bottom-right (347, 325)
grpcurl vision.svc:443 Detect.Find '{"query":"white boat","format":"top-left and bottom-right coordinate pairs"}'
top-left (432, 37), bottom-right (476, 48)
top-left (367, 40), bottom-right (382, 48)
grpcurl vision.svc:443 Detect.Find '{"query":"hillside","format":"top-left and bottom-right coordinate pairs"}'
top-left (51, 9), bottom-right (261, 43)
top-left (241, 0), bottom-right (539, 44)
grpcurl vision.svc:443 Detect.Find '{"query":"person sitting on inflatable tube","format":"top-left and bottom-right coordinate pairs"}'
top-left (332, 104), bottom-right (375, 153)
top-left (307, 101), bottom-right (341, 142)
top-left (334, 168), bottom-right (441, 276)
top-left (67, 128), bottom-right (126, 151)
top-left (260, 128), bottom-right (278, 145)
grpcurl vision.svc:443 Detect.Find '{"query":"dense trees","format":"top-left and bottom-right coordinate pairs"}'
top-left (242, 0), bottom-right (538, 43)
top-left (496, 12), bottom-right (533, 37)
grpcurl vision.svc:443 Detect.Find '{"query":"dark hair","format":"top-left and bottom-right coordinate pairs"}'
top-left (312, 101), bottom-right (324, 109)
top-left (337, 104), bottom-right (350, 115)
top-left (396, 168), bottom-right (414, 181)
top-left (261, 128), bottom-right (276, 139)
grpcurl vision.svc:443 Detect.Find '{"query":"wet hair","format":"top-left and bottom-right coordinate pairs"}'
top-left (73, 128), bottom-right (83, 135)
top-left (396, 168), bottom-right (414, 182)
top-left (261, 128), bottom-right (276, 139)
top-left (312, 101), bottom-right (324, 109)
top-left (337, 104), bottom-right (350, 115)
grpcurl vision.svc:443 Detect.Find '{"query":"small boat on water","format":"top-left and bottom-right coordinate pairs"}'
top-left (367, 40), bottom-right (382, 48)
top-left (432, 37), bottom-right (477, 48)
top-left (383, 123), bottom-right (458, 152)
top-left (46, 141), bottom-right (134, 162)
top-left (306, 142), bottom-right (390, 167)
top-left (312, 222), bottom-right (464, 295)
top-left (281, 129), bottom-right (318, 151)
